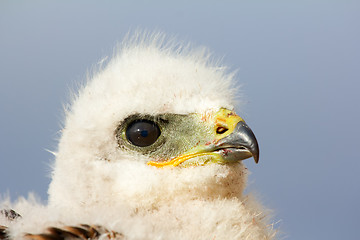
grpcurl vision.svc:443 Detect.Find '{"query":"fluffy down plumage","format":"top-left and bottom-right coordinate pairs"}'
top-left (1, 32), bottom-right (277, 240)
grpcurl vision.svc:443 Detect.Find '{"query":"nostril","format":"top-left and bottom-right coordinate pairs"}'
top-left (216, 126), bottom-right (228, 134)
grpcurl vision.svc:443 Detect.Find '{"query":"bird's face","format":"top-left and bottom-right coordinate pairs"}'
top-left (48, 41), bottom-right (258, 209)
top-left (116, 108), bottom-right (259, 168)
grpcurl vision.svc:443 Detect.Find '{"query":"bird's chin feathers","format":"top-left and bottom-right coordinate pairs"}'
top-left (49, 157), bottom-right (248, 210)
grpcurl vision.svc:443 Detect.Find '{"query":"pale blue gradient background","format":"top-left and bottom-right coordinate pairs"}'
top-left (1, 1), bottom-right (359, 239)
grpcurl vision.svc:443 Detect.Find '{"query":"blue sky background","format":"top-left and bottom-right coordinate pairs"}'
top-left (1, 1), bottom-right (359, 239)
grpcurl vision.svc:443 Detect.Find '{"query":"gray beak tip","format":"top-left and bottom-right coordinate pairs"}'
top-left (254, 155), bottom-right (259, 164)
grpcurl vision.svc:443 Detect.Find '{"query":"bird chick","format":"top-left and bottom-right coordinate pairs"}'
top-left (1, 32), bottom-right (276, 240)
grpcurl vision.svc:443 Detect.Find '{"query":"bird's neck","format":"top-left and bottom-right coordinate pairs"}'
top-left (48, 158), bottom-right (248, 212)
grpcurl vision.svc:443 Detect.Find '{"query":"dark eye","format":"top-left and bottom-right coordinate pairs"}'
top-left (126, 120), bottom-right (160, 147)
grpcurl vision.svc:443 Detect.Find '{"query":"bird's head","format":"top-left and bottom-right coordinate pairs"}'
top-left (48, 33), bottom-right (259, 210)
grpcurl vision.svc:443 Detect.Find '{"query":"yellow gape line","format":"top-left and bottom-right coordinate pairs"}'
top-left (147, 152), bottom-right (218, 168)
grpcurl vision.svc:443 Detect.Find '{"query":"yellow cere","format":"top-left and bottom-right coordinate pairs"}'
top-left (147, 108), bottom-right (244, 168)
top-left (211, 108), bottom-right (243, 140)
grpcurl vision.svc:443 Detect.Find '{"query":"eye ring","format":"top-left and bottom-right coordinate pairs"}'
top-left (125, 120), bottom-right (161, 147)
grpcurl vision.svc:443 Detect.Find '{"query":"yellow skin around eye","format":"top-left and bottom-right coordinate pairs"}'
top-left (147, 108), bottom-right (244, 168)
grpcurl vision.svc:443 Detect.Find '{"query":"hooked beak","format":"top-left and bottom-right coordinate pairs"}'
top-left (212, 121), bottom-right (259, 164)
